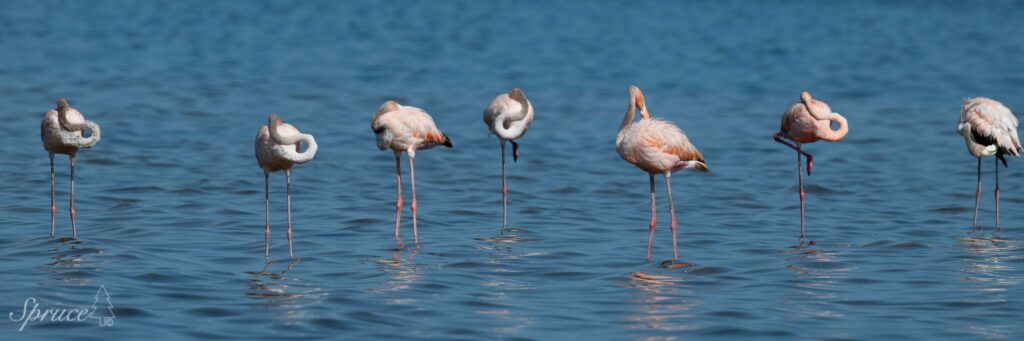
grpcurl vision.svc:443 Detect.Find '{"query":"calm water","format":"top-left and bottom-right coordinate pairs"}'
top-left (1, 0), bottom-right (1023, 339)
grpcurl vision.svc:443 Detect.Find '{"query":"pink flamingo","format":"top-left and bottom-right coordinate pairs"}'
top-left (483, 88), bottom-right (534, 227)
top-left (372, 100), bottom-right (453, 241)
top-left (957, 97), bottom-right (1021, 228)
top-left (255, 114), bottom-right (318, 259)
top-left (616, 85), bottom-right (708, 261)
top-left (772, 91), bottom-right (849, 238)
top-left (41, 98), bottom-right (101, 239)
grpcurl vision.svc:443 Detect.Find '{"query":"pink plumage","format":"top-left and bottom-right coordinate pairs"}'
top-left (616, 85), bottom-right (707, 261)
top-left (373, 100), bottom-right (453, 241)
top-left (483, 88), bottom-right (533, 227)
top-left (773, 91), bottom-right (848, 239)
top-left (40, 98), bottom-right (101, 239)
top-left (255, 114), bottom-right (318, 259)
top-left (957, 97), bottom-right (1021, 228)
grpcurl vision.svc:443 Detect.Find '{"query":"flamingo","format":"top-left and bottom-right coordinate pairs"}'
top-left (483, 88), bottom-right (534, 227)
top-left (372, 100), bottom-right (453, 241)
top-left (40, 98), bottom-right (101, 239)
top-left (616, 85), bottom-right (708, 261)
top-left (255, 114), bottom-right (318, 259)
top-left (772, 91), bottom-right (849, 238)
top-left (957, 97), bottom-right (1021, 229)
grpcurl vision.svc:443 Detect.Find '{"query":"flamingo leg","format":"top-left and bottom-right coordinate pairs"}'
top-left (409, 154), bottom-right (418, 241)
top-left (995, 157), bottom-right (1000, 229)
top-left (286, 169), bottom-right (294, 259)
top-left (797, 148), bottom-right (805, 239)
top-left (664, 173), bottom-right (679, 260)
top-left (69, 154), bottom-right (77, 239)
top-left (774, 132), bottom-right (813, 175)
top-left (49, 153), bottom-right (55, 238)
top-left (647, 174), bottom-right (656, 261)
top-left (394, 153), bottom-right (403, 238)
top-left (973, 158), bottom-right (981, 228)
top-left (264, 171), bottom-right (270, 260)
top-left (501, 140), bottom-right (508, 228)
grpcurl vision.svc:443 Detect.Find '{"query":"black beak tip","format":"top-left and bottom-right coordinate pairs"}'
top-left (511, 141), bottom-right (519, 162)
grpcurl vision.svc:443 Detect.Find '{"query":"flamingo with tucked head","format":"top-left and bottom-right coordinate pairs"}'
top-left (41, 98), bottom-right (101, 239)
top-left (616, 85), bottom-right (708, 261)
top-left (772, 91), bottom-right (849, 239)
top-left (957, 97), bottom-right (1021, 229)
top-left (255, 114), bottom-right (318, 259)
top-left (484, 88), bottom-right (534, 227)
top-left (372, 100), bottom-right (453, 241)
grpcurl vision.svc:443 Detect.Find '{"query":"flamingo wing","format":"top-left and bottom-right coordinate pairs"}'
top-left (962, 98), bottom-right (1022, 157)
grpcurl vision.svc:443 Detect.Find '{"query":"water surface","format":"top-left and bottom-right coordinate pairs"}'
top-left (1, 1), bottom-right (1022, 339)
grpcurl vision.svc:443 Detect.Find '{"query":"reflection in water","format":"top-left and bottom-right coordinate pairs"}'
top-left (246, 259), bottom-right (327, 322)
top-left (473, 227), bottom-right (536, 335)
top-left (779, 240), bottom-right (850, 320)
top-left (370, 238), bottom-right (421, 297)
top-left (476, 227), bottom-right (542, 258)
top-left (957, 233), bottom-right (1021, 339)
top-left (958, 233), bottom-right (1020, 289)
top-left (624, 266), bottom-right (701, 333)
top-left (45, 237), bottom-right (104, 286)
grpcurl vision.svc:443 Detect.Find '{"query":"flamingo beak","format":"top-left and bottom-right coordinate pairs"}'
top-left (511, 141), bottom-right (519, 162)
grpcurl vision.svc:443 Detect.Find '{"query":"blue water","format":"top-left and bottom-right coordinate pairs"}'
top-left (1, 0), bottom-right (1023, 339)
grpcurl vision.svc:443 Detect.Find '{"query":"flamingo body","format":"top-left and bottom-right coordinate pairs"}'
top-left (957, 97), bottom-right (1020, 228)
top-left (255, 114), bottom-right (317, 259)
top-left (616, 85), bottom-right (707, 261)
top-left (255, 123), bottom-right (315, 172)
top-left (40, 99), bottom-right (100, 239)
top-left (373, 100), bottom-right (452, 155)
top-left (958, 97), bottom-right (1021, 159)
top-left (372, 100), bottom-right (452, 241)
top-left (617, 118), bottom-right (707, 175)
top-left (41, 106), bottom-right (99, 155)
top-left (777, 92), bottom-right (848, 144)
top-left (484, 89), bottom-right (533, 141)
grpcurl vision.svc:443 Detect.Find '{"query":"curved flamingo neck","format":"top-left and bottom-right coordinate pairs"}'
top-left (818, 113), bottom-right (849, 142)
top-left (619, 88), bottom-right (638, 134)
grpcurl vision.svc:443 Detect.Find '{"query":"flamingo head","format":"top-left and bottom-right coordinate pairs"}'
top-left (268, 114), bottom-right (283, 127)
top-left (56, 98), bottom-right (70, 114)
top-left (800, 91), bottom-right (832, 118)
top-left (629, 85), bottom-right (650, 119)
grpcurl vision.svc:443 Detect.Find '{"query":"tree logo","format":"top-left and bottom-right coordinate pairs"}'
top-left (88, 285), bottom-right (115, 327)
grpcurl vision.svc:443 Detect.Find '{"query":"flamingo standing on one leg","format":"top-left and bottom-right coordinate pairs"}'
top-left (616, 85), bottom-right (708, 261)
top-left (255, 114), bottom-right (318, 259)
top-left (484, 88), bottom-right (534, 227)
top-left (41, 98), bottom-right (101, 239)
top-left (772, 91), bottom-right (849, 239)
top-left (957, 97), bottom-right (1021, 229)
top-left (372, 100), bottom-right (453, 241)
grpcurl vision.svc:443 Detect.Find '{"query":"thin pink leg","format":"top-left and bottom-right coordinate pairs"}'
top-left (69, 154), bottom-right (77, 239)
top-left (973, 158), bottom-right (981, 228)
top-left (797, 148), bottom-right (805, 239)
top-left (286, 169), bottom-right (294, 259)
top-left (49, 153), bottom-right (56, 238)
top-left (995, 157), bottom-right (1000, 229)
top-left (409, 154), bottom-right (418, 241)
top-left (264, 171), bottom-right (270, 260)
top-left (774, 132), bottom-right (812, 175)
top-left (394, 153), bottom-right (403, 238)
top-left (501, 141), bottom-right (508, 227)
top-left (647, 175), bottom-right (656, 261)
top-left (664, 173), bottom-right (679, 260)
